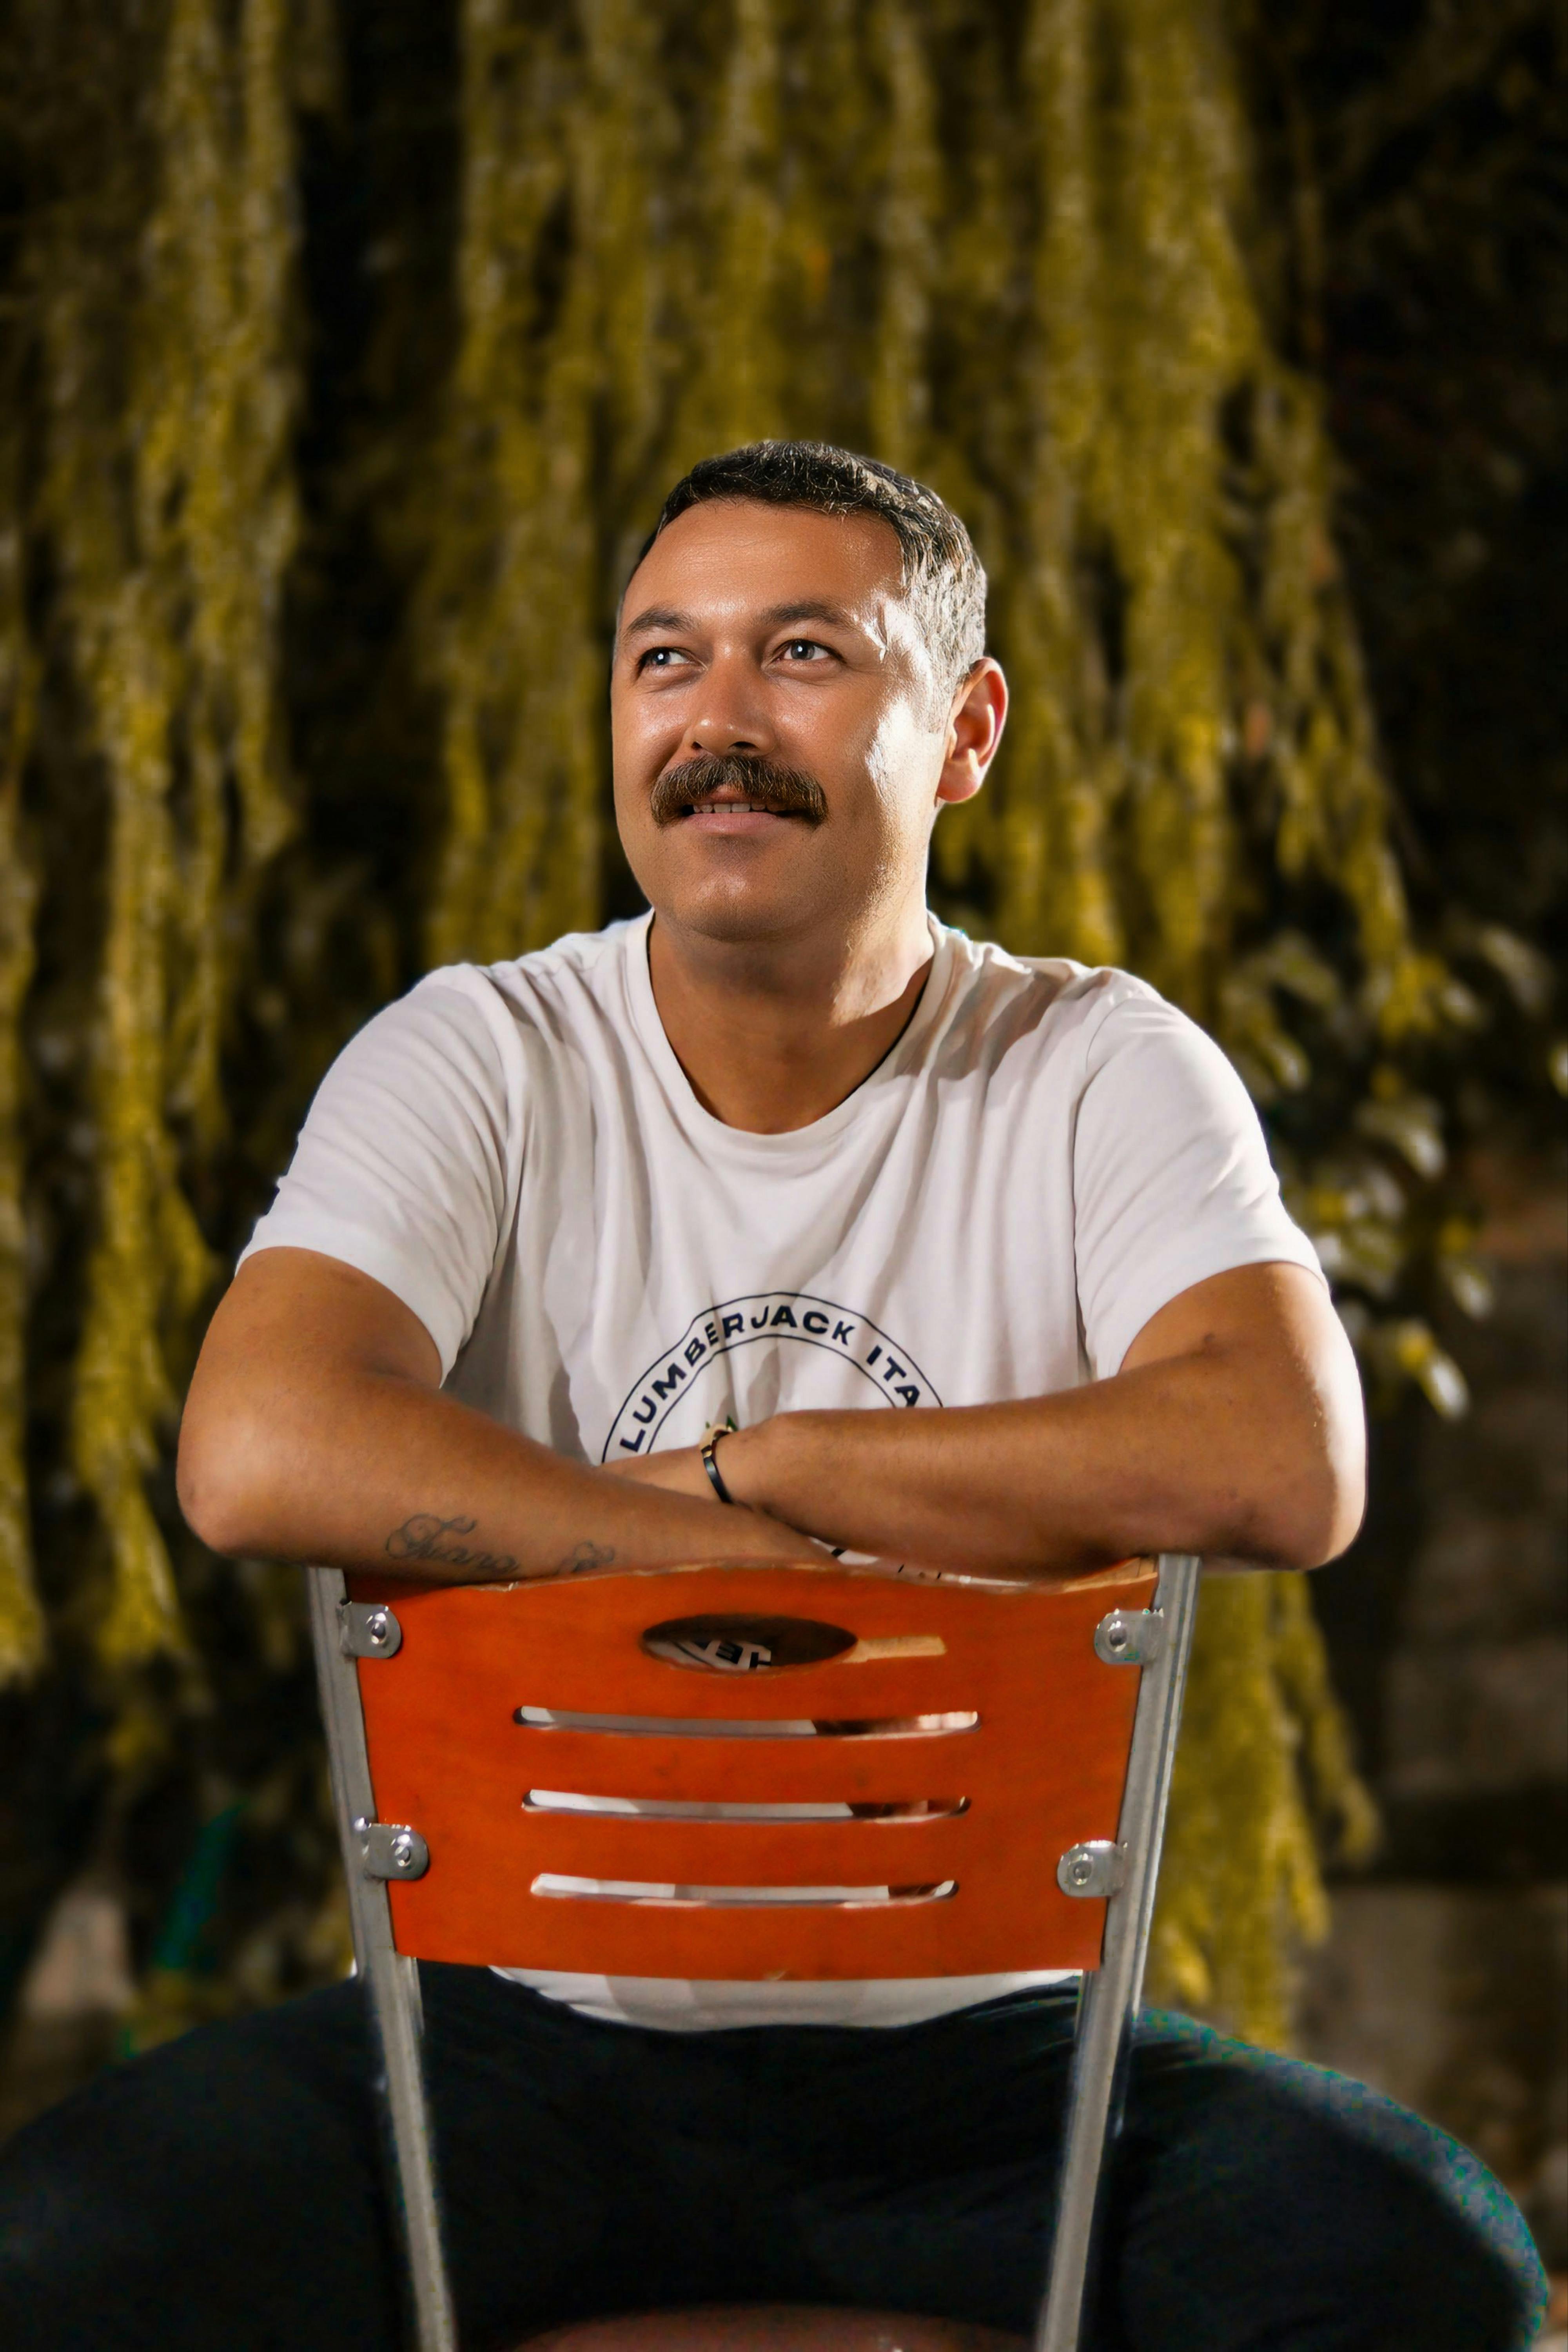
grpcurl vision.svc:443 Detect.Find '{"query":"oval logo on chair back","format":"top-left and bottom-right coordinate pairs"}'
top-left (641, 1614), bottom-right (857, 1673)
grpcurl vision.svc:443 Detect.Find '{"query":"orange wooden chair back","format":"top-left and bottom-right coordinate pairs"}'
top-left (345, 1559), bottom-right (1156, 1982)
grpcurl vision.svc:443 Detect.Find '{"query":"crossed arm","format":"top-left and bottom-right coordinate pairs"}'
top-left (177, 1246), bottom-right (1365, 1587)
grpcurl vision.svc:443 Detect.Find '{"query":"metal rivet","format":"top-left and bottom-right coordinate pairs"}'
top-left (1094, 1607), bottom-right (1164, 1668)
top-left (339, 1601), bottom-right (403, 1659)
top-left (356, 1818), bottom-right (429, 1880)
top-left (1057, 1839), bottom-right (1127, 1899)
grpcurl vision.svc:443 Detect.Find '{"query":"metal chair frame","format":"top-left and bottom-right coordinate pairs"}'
top-left (308, 1553), bottom-right (1201, 2352)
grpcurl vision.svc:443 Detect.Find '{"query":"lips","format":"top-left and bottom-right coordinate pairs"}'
top-left (683, 800), bottom-right (795, 817)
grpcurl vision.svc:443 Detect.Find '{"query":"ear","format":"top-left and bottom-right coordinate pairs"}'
top-left (935, 659), bottom-right (1007, 807)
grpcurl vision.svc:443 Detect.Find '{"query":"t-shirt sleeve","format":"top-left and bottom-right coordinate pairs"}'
top-left (238, 974), bottom-right (518, 1380)
top-left (1072, 983), bottom-right (1324, 1378)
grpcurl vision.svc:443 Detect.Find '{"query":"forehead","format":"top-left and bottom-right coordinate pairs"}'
top-left (622, 499), bottom-right (908, 632)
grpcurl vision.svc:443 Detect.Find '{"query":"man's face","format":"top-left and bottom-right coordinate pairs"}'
top-left (611, 499), bottom-right (974, 949)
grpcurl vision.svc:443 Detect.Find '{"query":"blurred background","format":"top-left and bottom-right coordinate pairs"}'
top-left (0, 0), bottom-right (1563, 2318)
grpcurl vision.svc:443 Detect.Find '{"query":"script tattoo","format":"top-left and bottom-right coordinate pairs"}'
top-left (384, 1514), bottom-right (520, 1575)
top-left (556, 1540), bottom-right (617, 1576)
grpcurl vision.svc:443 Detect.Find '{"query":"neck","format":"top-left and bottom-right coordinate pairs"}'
top-left (645, 898), bottom-right (936, 1132)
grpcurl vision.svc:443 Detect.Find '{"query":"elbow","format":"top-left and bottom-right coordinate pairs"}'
top-left (1251, 1421), bottom-right (1368, 1574)
top-left (176, 1395), bottom-right (287, 1559)
top-left (1264, 1471), bottom-right (1365, 1573)
top-left (1245, 1316), bottom-right (1369, 1571)
top-left (1318, 1451), bottom-right (1368, 1567)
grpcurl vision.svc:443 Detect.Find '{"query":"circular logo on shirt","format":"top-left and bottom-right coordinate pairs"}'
top-left (601, 1292), bottom-right (941, 1462)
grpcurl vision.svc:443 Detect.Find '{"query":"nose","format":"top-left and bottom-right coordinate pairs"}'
top-left (686, 648), bottom-right (775, 760)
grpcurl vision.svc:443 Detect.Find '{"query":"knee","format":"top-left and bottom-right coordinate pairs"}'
top-left (0, 2112), bottom-right (131, 2348)
top-left (1363, 2117), bottom-right (1550, 2350)
top-left (1125, 2031), bottom-right (1549, 2352)
top-left (0, 1998), bottom-right (387, 2352)
top-left (1308, 2079), bottom-right (1545, 2347)
top-left (1214, 2057), bottom-right (1547, 2350)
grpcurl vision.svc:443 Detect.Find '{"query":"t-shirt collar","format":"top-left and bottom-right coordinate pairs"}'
top-left (624, 908), bottom-right (956, 1154)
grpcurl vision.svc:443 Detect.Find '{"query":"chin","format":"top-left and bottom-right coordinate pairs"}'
top-left (667, 894), bottom-right (805, 946)
top-left (628, 839), bottom-right (840, 947)
top-left (639, 865), bottom-right (813, 941)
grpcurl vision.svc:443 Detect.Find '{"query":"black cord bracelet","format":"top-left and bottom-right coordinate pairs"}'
top-left (699, 1429), bottom-right (737, 1506)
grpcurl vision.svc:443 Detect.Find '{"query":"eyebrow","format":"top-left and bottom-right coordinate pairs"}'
top-left (620, 604), bottom-right (692, 641)
top-left (619, 597), bottom-right (864, 645)
top-left (758, 600), bottom-right (860, 632)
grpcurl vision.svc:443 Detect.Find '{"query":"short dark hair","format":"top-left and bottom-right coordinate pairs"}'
top-left (641, 440), bottom-right (987, 697)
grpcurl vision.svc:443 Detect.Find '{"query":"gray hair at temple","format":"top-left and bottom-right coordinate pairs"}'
top-left (640, 439), bottom-right (989, 702)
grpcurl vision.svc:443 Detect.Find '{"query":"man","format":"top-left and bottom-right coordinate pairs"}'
top-left (0, 444), bottom-right (1543, 2349)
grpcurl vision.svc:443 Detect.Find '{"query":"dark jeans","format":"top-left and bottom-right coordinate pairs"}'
top-left (0, 1965), bottom-right (1546, 2351)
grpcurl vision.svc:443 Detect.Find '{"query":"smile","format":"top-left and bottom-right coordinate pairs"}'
top-left (681, 801), bottom-right (795, 818)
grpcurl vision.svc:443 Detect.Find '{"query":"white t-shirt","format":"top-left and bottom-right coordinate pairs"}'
top-left (244, 912), bottom-right (1321, 2029)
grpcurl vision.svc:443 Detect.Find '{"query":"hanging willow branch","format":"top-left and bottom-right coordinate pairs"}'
top-left (38, 0), bottom-right (302, 1669)
top-left (421, 0), bottom-right (624, 967)
top-left (868, 0), bottom-right (940, 477)
top-left (0, 390), bottom-right (44, 1683)
top-left (1154, 1574), bottom-right (1378, 2047)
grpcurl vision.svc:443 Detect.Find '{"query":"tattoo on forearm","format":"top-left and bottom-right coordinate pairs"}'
top-left (384, 1514), bottom-right (519, 1575)
top-left (556, 1540), bottom-right (617, 1575)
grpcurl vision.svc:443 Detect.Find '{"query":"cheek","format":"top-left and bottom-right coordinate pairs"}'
top-left (793, 694), bottom-right (904, 806)
top-left (862, 710), bottom-right (943, 833)
top-left (610, 702), bottom-right (671, 813)
top-left (608, 753), bottom-right (639, 826)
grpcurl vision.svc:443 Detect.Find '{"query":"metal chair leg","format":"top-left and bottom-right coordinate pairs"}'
top-left (309, 1567), bottom-right (459, 2352)
top-left (1034, 1554), bottom-right (1202, 2352)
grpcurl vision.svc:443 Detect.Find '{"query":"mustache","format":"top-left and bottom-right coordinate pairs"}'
top-left (648, 752), bottom-right (829, 829)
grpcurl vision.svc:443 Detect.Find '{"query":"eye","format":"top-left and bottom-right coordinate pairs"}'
top-left (777, 638), bottom-right (831, 664)
top-left (636, 644), bottom-right (694, 674)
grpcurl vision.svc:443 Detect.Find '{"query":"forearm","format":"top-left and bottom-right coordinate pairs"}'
top-left (720, 1346), bottom-right (1359, 1580)
top-left (178, 1361), bottom-right (811, 1583)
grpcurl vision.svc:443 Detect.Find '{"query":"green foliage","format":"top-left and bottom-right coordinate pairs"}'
top-left (0, 0), bottom-right (1559, 2051)
top-left (0, 372), bottom-right (41, 1682)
